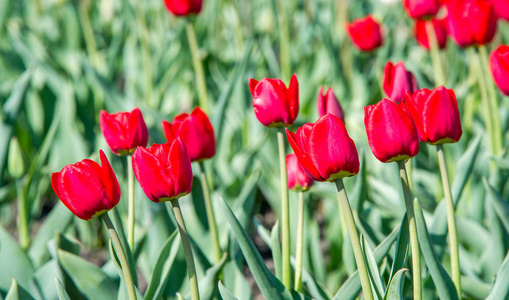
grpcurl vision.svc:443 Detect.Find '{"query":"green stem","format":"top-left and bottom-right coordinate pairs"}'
top-left (277, 127), bottom-right (291, 289)
top-left (198, 162), bottom-right (221, 263)
top-left (186, 21), bottom-right (209, 113)
top-left (127, 155), bottom-right (135, 254)
top-left (397, 160), bottom-right (422, 300)
top-left (425, 20), bottom-right (446, 86)
top-left (294, 191), bottom-right (305, 292)
top-left (334, 179), bottom-right (373, 300)
top-left (17, 180), bottom-right (29, 250)
top-left (436, 145), bottom-right (461, 296)
top-left (169, 199), bottom-right (200, 300)
top-left (101, 213), bottom-right (136, 300)
top-left (275, 0), bottom-right (291, 80)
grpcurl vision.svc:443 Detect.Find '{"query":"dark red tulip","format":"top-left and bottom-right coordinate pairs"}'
top-left (162, 107), bottom-right (216, 162)
top-left (404, 0), bottom-right (441, 19)
top-left (383, 61), bottom-right (419, 104)
top-left (132, 140), bottom-right (193, 203)
top-left (286, 114), bottom-right (359, 182)
top-left (364, 99), bottom-right (420, 163)
top-left (403, 87), bottom-right (462, 144)
top-left (489, 45), bottom-right (509, 96)
top-left (414, 18), bottom-right (448, 50)
top-left (249, 74), bottom-right (299, 127)
top-left (51, 150), bottom-right (120, 220)
top-left (286, 153), bottom-right (314, 192)
top-left (493, 0), bottom-right (509, 20)
top-left (345, 16), bottom-right (383, 51)
top-left (317, 87), bottom-right (345, 121)
top-left (163, 0), bottom-right (202, 16)
top-left (100, 107), bottom-right (148, 156)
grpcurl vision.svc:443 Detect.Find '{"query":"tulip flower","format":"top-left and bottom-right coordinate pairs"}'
top-left (163, 0), bottom-right (202, 16)
top-left (493, 0), bottom-right (509, 20)
top-left (489, 45), bottom-right (509, 96)
top-left (383, 61), bottom-right (419, 104)
top-left (345, 16), bottom-right (383, 51)
top-left (286, 153), bottom-right (314, 192)
top-left (403, 0), bottom-right (441, 19)
top-left (364, 98), bottom-right (420, 163)
top-left (249, 74), bottom-right (299, 127)
top-left (414, 18), bottom-right (448, 50)
top-left (317, 87), bottom-right (345, 121)
top-left (99, 107), bottom-right (148, 156)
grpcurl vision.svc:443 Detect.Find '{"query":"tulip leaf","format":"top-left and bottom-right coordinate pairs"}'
top-left (486, 250), bottom-right (509, 300)
top-left (109, 209), bottom-right (138, 286)
top-left (383, 268), bottom-right (408, 300)
top-left (360, 234), bottom-right (385, 299)
top-left (483, 178), bottom-right (509, 234)
top-left (198, 252), bottom-right (229, 299)
top-left (388, 214), bottom-right (409, 284)
top-left (218, 281), bottom-right (239, 300)
top-left (55, 278), bottom-right (71, 300)
top-left (5, 279), bottom-right (35, 300)
top-left (271, 221), bottom-right (282, 280)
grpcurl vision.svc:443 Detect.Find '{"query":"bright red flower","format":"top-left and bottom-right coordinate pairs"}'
top-left (162, 107), bottom-right (216, 162)
top-left (402, 87), bottom-right (462, 144)
top-left (492, 0), bottom-right (509, 20)
top-left (489, 45), bottom-right (509, 96)
top-left (317, 87), bottom-right (345, 122)
top-left (364, 99), bottom-right (420, 163)
top-left (51, 150), bottom-right (120, 220)
top-left (286, 153), bottom-right (314, 192)
top-left (383, 61), bottom-right (419, 104)
top-left (100, 107), bottom-right (148, 156)
top-left (249, 74), bottom-right (299, 127)
top-left (403, 0), bottom-right (441, 19)
top-left (414, 18), bottom-right (448, 50)
top-left (163, 0), bottom-right (202, 16)
top-left (286, 114), bottom-right (359, 182)
top-left (345, 16), bottom-right (383, 51)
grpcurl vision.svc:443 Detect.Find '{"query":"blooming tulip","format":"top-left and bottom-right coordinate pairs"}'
top-left (163, 0), bottom-right (202, 16)
top-left (414, 18), bottom-right (448, 49)
top-left (286, 153), bottom-right (314, 192)
top-left (383, 61), bottom-right (419, 104)
top-left (364, 98), bottom-right (420, 163)
top-left (162, 107), bottom-right (216, 162)
top-left (100, 107), bottom-right (148, 156)
top-left (132, 140), bottom-right (193, 203)
top-left (286, 114), bottom-right (359, 182)
top-left (493, 0), bottom-right (509, 20)
top-left (345, 16), bottom-right (383, 51)
top-left (403, 87), bottom-right (462, 144)
top-left (403, 0), bottom-right (441, 19)
top-left (249, 74), bottom-right (299, 127)
top-left (51, 150), bottom-right (120, 220)
top-left (317, 87), bottom-right (345, 121)
top-left (489, 45), bottom-right (509, 96)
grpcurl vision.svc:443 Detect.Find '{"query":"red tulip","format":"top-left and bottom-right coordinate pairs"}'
top-left (249, 74), bottom-right (299, 127)
top-left (163, 0), bottom-right (202, 16)
top-left (489, 45), bottom-right (509, 96)
top-left (446, 0), bottom-right (497, 47)
top-left (162, 107), bottom-right (216, 162)
top-left (414, 18), bottom-right (448, 50)
top-left (51, 150), bottom-right (120, 220)
top-left (345, 16), bottom-right (383, 51)
top-left (286, 114), bottom-right (359, 182)
top-left (317, 87), bottom-right (345, 121)
top-left (402, 87), bottom-right (462, 144)
top-left (286, 153), bottom-right (314, 192)
top-left (132, 140), bottom-right (193, 203)
top-left (403, 0), bottom-right (441, 19)
top-left (493, 0), bottom-right (509, 20)
top-left (364, 99), bottom-right (420, 163)
top-left (383, 61), bottom-right (419, 104)
top-left (100, 107), bottom-right (148, 156)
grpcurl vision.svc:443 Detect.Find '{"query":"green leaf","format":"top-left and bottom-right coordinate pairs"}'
top-left (384, 268), bottom-right (408, 300)
top-left (486, 239), bottom-right (509, 299)
top-left (271, 221), bottom-right (282, 280)
top-left (483, 178), bottom-right (509, 234)
top-left (55, 278), bottom-right (71, 300)
top-left (0, 224), bottom-right (34, 294)
top-left (199, 252), bottom-right (229, 299)
top-left (388, 214), bottom-right (409, 284)
top-left (218, 281), bottom-right (239, 300)
top-left (5, 279), bottom-right (34, 300)
top-left (109, 208), bottom-right (137, 286)
top-left (360, 234), bottom-right (385, 299)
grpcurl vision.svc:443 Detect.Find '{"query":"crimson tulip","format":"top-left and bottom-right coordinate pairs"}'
top-left (403, 0), bottom-right (441, 19)
top-left (132, 140), bottom-right (193, 203)
top-left (317, 87), bottom-right (345, 121)
top-left (163, 0), bottom-right (202, 16)
top-left (345, 16), bottom-right (383, 51)
top-left (249, 74), bottom-right (299, 127)
top-left (286, 114), bottom-right (359, 182)
top-left (493, 0), bottom-right (509, 20)
top-left (51, 150), bottom-right (120, 220)
top-left (100, 107), bottom-right (148, 156)
top-left (383, 61), bottom-right (419, 104)
top-left (162, 107), bottom-right (216, 162)
top-left (489, 45), bottom-right (509, 96)
top-left (364, 98), bottom-right (420, 163)
top-left (286, 153), bottom-right (314, 192)
top-left (414, 18), bottom-right (448, 49)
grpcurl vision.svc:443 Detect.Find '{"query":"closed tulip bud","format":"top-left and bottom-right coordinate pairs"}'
top-left (286, 114), bottom-right (359, 182)
top-left (403, 87), bottom-right (462, 144)
top-left (8, 137), bottom-right (26, 179)
top-left (493, 0), bottom-right (509, 20)
top-left (100, 107), bottom-right (149, 156)
top-left (317, 87), bottom-right (345, 122)
top-left (414, 18), bottom-right (448, 50)
top-left (51, 150), bottom-right (121, 220)
top-left (249, 74), bottom-right (299, 127)
top-left (345, 16), bottom-right (383, 51)
top-left (132, 140), bottom-right (193, 203)
top-left (364, 99), bottom-right (420, 163)
top-left (162, 107), bottom-right (216, 162)
top-left (383, 61), bottom-right (419, 104)
top-left (489, 45), bottom-right (509, 96)
top-left (163, 0), bottom-right (202, 16)
top-left (403, 0), bottom-right (441, 19)
top-left (286, 153), bottom-right (314, 192)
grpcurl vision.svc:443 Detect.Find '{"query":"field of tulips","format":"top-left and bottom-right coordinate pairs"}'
top-left (2, 0), bottom-right (509, 299)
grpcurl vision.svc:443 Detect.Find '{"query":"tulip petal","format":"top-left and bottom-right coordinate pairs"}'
top-left (168, 139), bottom-right (193, 198)
top-left (286, 129), bottom-right (322, 181)
top-left (133, 146), bottom-right (172, 202)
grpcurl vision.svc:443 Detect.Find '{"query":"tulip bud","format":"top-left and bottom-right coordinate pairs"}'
top-left (51, 150), bottom-right (121, 220)
top-left (414, 18), bottom-right (448, 50)
top-left (163, 0), bottom-right (203, 16)
top-left (317, 87), bottom-right (345, 122)
top-left (286, 154), bottom-right (314, 192)
top-left (249, 74), bottom-right (299, 127)
top-left (364, 99), bottom-right (420, 163)
top-left (403, 0), bottom-right (441, 19)
top-left (489, 45), bottom-right (509, 96)
top-left (493, 0), bottom-right (509, 21)
top-left (286, 114), bottom-right (359, 182)
top-left (8, 137), bottom-right (26, 179)
top-left (383, 61), bottom-right (419, 104)
top-left (345, 16), bottom-right (383, 52)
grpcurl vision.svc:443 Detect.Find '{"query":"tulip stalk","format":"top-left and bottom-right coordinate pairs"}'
top-left (397, 160), bottom-right (422, 300)
top-left (16, 180), bottom-right (30, 250)
top-left (127, 155), bottom-right (135, 254)
top-left (198, 162), bottom-right (221, 263)
top-left (186, 20), bottom-right (209, 113)
top-left (436, 144), bottom-right (461, 296)
top-left (101, 213), bottom-right (136, 300)
top-left (425, 20), bottom-right (445, 86)
top-left (334, 179), bottom-right (373, 300)
top-left (294, 191), bottom-right (305, 292)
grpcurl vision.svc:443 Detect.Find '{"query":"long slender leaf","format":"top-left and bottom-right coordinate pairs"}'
top-left (384, 269), bottom-right (407, 300)
top-left (55, 278), bottom-right (71, 300)
top-left (361, 234), bottom-right (385, 299)
top-left (144, 230), bottom-right (178, 300)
